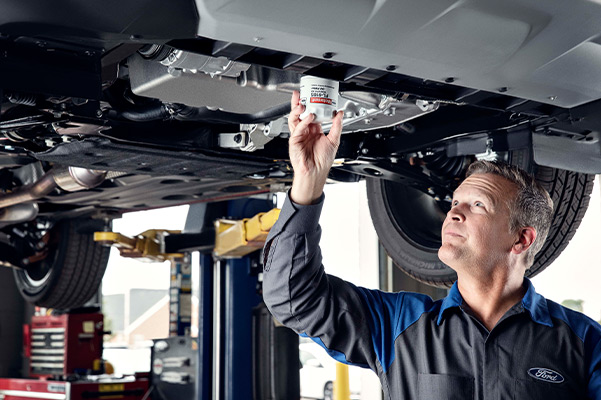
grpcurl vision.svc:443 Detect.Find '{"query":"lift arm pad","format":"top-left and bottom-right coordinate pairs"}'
top-left (214, 208), bottom-right (281, 258)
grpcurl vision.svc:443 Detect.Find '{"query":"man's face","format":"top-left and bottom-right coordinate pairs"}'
top-left (438, 173), bottom-right (518, 273)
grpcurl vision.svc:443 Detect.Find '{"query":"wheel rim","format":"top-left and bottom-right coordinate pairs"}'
top-left (18, 250), bottom-right (58, 291)
top-left (22, 267), bottom-right (52, 288)
top-left (15, 225), bottom-right (61, 292)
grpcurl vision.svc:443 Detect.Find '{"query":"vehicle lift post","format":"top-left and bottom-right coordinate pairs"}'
top-left (96, 198), bottom-right (304, 400)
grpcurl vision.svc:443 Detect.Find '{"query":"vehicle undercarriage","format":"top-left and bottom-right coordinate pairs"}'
top-left (0, 0), bottom-right (598, 307)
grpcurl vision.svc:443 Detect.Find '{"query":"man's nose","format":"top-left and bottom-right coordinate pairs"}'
top-left (447, 204), bottom-right (466, 222)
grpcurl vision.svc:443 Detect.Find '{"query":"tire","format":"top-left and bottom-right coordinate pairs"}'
top-left (366, 153), bottom-right (595, 287)
top-left (13, 217), bottom-right (111, 309)
top-left (323, 381), bottom-right (333, 400)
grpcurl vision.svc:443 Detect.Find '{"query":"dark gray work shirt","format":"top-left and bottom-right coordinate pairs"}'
top-left (262, 194), bottom-right (601, 399)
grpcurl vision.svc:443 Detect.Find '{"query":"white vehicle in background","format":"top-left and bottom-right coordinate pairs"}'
top-left (299, 342), bottom-right (361, 400)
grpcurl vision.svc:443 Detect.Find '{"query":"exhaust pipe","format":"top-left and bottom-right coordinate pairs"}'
top-left (0, 172), bottom-right (58, 210)
top-left (0, 167), bottom-right (108, 210)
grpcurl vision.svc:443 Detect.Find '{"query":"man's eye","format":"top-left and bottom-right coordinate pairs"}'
top-left (452, 200), bottom-right (458, 206)
top-left (474, 201), bottom-right (484, 207)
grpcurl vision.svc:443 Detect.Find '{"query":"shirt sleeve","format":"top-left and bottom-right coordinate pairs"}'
top-left (261, 192), bottom-right (404, 372)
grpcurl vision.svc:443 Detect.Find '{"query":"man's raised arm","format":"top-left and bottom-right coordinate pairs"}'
top-left (287, 90), bottom-right (343, 204)
top-left (260, 92), bottom-right (402, 372)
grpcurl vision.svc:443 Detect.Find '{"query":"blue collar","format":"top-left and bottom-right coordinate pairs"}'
top-left (521, 277), bottom-right (553, 327)
top-left (437, 281), bottom-right (463, 325)
top-left (437, 278), bottom-right (553, 327)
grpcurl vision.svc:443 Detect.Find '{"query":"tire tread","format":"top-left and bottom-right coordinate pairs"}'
top-left (13, 218), bottom-right (110, 309)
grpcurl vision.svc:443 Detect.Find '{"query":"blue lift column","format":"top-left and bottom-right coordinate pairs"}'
top-left (167, 197), bottom-right (297, 400)
top-left (197, 253), bottom-right (213, 400)
top-left (181, 202), bottom-right (228, 400)
top-left (223, 257), bottom-right (262, 399)
top-left (213, 198), bottom-right (271, 400)
top-left (96, 197), bottom-right (298, 400)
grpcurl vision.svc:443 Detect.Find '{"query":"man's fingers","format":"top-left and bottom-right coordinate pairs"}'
top-left (289, 104), bottom-right (304, 120)
top-left (288, 104), bottom-right (304, 132)
top-left (288, 92), bottom-right (304, 132)
top-left (327, 111), bottom-right (344, 146)
top-left (290, 90), bottom-right (300, 110)
top-left (291, 112), bottom-right (315, 137)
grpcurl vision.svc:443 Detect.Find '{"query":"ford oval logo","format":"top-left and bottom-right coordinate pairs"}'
top-left (528, 368), bottom-right (564, 383)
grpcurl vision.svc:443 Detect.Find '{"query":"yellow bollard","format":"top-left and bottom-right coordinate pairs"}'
top-left (334, 362), bottom-right (350, 400)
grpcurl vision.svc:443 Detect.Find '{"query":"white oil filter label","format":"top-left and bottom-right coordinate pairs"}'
top-left (299, 76), bottom-right (339, 124)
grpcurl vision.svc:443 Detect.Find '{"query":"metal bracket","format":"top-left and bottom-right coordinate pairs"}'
top-left (218, 132), bottom-right (247, 149)
top-left (218, 120), bottom-right (284, 152)
top-left (240, 123), bottom-right (278, 152)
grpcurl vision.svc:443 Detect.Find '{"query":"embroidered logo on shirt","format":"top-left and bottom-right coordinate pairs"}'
top-left (527, 368), bottom-right (564, 383)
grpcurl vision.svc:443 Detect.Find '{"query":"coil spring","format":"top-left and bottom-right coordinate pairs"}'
top-left (6, 93), bottom-right (37, 106)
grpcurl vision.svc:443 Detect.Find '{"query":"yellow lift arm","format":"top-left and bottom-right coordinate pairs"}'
top-left (213, 208), bottom-right (280, 258)
top-left (94, 229), bottom-right (184, 262)
top-left (94, 208), bottom-right (281, 260)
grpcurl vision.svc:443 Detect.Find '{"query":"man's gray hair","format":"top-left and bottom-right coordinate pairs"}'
top-left (465, 160), bottom-right (554, 266)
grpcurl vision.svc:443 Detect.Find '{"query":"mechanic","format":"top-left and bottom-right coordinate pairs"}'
top-left (262, 91), bottom-right (601, 399)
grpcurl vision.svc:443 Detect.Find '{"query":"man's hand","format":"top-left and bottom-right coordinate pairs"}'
top-left (288, 90), bottom-right (343, 205)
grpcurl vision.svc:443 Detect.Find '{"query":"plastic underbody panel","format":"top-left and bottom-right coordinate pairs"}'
top-left (34, 138), bottom-right (277, 212)
top-left (194, 0), bottom-right (601, 108)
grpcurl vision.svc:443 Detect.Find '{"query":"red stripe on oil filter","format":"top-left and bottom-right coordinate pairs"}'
top-left (310, 97), bottom-right (333, 105)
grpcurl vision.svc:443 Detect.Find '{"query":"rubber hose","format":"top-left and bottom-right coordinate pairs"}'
top-left (114, 104), bottom-right (173, 122)
top-left (174, 102), bottom-right (290, 124)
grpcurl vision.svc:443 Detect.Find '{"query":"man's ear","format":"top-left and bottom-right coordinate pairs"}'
top-left (512, 226), bottom-right (537, 255)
